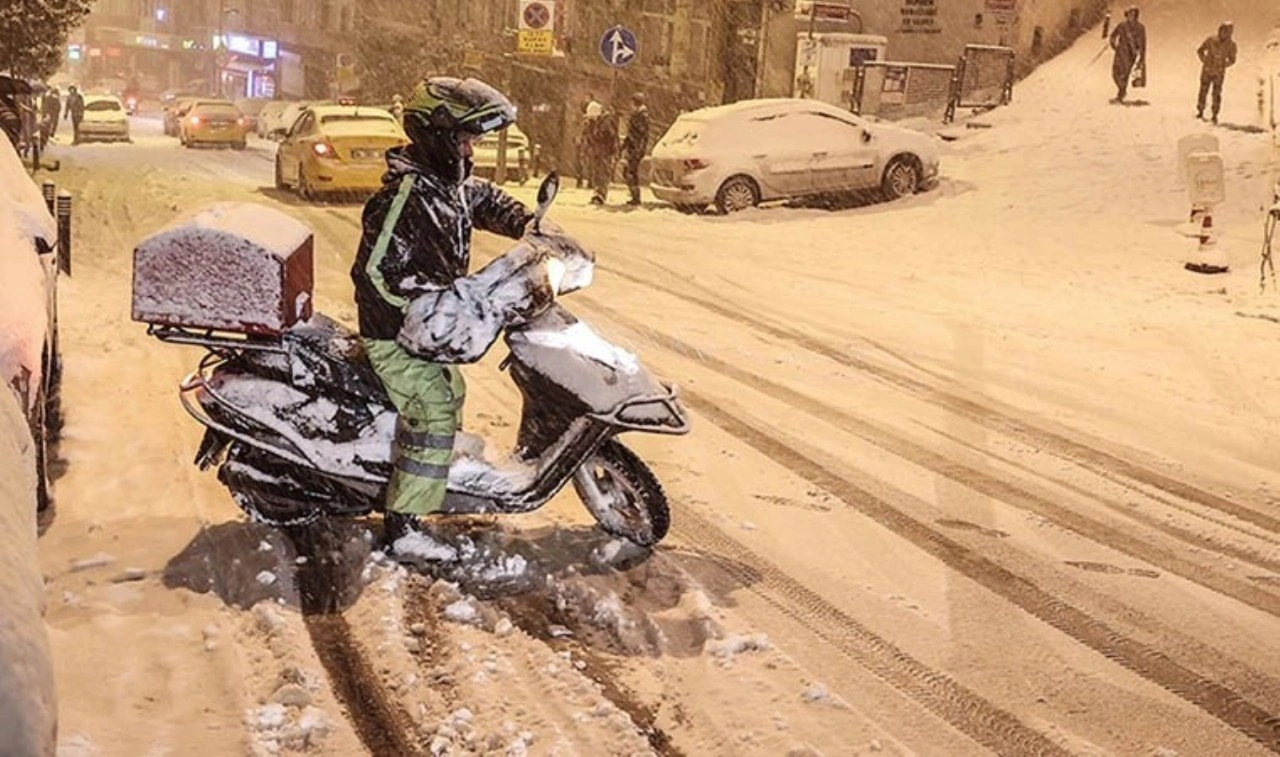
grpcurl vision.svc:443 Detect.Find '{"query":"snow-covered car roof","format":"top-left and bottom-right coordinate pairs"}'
top-left (83, 94), bottom-right (123, 105)
top-left (673, 97), bottom-right (854, 123)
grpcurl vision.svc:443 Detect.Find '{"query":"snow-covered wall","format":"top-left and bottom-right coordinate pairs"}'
top-left (0, 390), bottom-right (56, 756)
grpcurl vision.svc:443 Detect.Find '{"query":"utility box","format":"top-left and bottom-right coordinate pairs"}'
top-left (131, 203), bottom-right (314, 335)
top-left (795, 33), bottom-right (888, 108)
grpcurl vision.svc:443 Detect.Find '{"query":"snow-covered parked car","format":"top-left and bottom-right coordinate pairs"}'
top-left (0, 134), bottom-right (61, 513)
top-left (79, 94), bottom-right (131, 143)
top-left (648, 98), bottom-right (941, 214)
top-left (0, 134), bottom-right (58, 756)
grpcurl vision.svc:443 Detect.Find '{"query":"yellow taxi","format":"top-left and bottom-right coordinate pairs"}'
top-left (179, 100), bottom-right (249, 149)
top-left (273, 105), bottom-right (407, 199)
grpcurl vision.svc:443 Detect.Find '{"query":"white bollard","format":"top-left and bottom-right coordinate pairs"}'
top-left (1185, 211), bottom-right (1230, 274)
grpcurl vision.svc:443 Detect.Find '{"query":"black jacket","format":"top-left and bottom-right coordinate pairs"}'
top-left (622, 105), bottom-right (649, 159)
top-left (65, 92), bottom-right (84, 121)
top-left (351, 147), bottom-right (533, 340)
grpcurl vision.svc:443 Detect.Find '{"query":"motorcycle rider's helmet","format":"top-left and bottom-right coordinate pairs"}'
top-left (403, 76), bottom-right (517, 183)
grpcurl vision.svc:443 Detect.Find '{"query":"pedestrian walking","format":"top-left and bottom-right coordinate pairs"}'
top-left (621, 93), bottom-right (650, 207)
top-left (575, 94), bottom-right (600, 188)
top-left (41, 87), bottom-right (61, 149)
top-left (1109, 5), bottom-right (1146, 103)
top-left (585, 102), bottom-right (619, 205)
top-left (65, 85), bottom-right (85, 145)
top-left (1197, 22), bottom-right (1237, 123)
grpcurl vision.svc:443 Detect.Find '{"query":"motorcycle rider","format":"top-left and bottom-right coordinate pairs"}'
top-left (351, 76), bottom-right (534, 554)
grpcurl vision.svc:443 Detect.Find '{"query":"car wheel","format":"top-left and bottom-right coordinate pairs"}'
top-left (33, 389), bottom-right (51, 514)
top-left (274, 158), bottom-right (287, 190)
top-left (297, 164), bottom-right (313, 200)
top-left (715, 175), bottom-right (760, 214)
top-left (882, 156), bottom-right (921, 200)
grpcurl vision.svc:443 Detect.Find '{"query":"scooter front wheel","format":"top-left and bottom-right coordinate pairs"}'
top-left (572, 439), bottom-right (670, 547)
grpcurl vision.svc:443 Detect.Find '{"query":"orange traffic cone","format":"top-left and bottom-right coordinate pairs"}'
top-left (1185, 212), bottom-right (1230, 274)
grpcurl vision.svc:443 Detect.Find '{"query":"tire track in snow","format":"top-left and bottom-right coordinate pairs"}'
top-left (588, 297), bottom-right (1280, 618)
top-left (288, 527), bottom-right (423, 756)
top-left (672, 391), bottom-right (1280, 753)
top-left (597, 262), bottom-right (1280, 538)
top-left (666, 504), bottom-right (1071, 756)
top-left (583, 301), bottom-right (1280, 751)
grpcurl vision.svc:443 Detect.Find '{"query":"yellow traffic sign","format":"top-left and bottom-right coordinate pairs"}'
top-left (517, 29), bottom-right (554, 55)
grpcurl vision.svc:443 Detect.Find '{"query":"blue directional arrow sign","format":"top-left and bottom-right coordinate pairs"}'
top-left (599, 25), bottom-right (638, 68)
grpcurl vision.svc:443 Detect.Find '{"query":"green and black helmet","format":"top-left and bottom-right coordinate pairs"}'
top-left (402, 76), bottom-right (517, 182)
top-left (405, 76), bottom-right (516, 136)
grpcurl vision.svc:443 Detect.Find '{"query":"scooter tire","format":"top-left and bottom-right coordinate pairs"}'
top-left (574, 439), bottom-right (670, 547)
top-left (219, 443), bottom-right (323, 527)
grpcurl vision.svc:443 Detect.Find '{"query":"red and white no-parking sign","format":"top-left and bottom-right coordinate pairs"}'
top-left (518, 0), bottom-right (556, 31)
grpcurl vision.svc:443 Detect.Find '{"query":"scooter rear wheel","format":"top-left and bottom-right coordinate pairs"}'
top-left (573, 439), bottom-right (670, 547)
top-left (220, 443), bottom-right (323, 527)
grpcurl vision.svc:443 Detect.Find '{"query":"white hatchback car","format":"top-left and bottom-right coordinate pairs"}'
top-left (649, 98), bottom-right (940, 214)
top-left (79, 94), bottom-right (131, 143)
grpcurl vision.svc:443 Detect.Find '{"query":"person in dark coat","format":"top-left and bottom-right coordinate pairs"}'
top-left (621, 93), bottom-right (650, 207)
top-left (64, 85), bottom-right (85, 144)
top-left (350, 76), bottom-right (533, 554)
top-left (1197, 22), bottom-right (1237, 122)
top-left (1109, 6), bottom-right (1147, 102)
top-left (574, 95), bottom-right (599, 188)
top-left (40, 87), bottom-right (60, 148)
top-left (586, 103), bottom-right (619, 205)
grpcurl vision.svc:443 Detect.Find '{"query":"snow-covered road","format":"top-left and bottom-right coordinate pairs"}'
top-left (34, 2), bottom-right (1280, 752)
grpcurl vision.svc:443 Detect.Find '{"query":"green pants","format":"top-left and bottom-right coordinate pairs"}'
top-left (363, 339), bottom-right (466, 516)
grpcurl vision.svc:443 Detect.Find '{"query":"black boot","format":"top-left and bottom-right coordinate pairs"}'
top-left (382, 511), bottom-right (418, 550)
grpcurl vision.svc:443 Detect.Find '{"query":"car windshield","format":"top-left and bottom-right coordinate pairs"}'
top-left (85, 100), bottom-right (121, 112)
top-left (658, 119), bottom-right (702, 148)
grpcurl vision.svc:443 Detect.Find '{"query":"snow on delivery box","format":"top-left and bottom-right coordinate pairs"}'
top-left (131, 203), bottom-right (314, 335)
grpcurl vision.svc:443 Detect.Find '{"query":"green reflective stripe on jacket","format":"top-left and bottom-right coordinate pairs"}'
top-left (367, 174), bottom-right (416, 311)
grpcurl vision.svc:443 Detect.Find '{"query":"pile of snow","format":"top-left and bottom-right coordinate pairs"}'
top-left (0, 392), bottom-right (55, 754)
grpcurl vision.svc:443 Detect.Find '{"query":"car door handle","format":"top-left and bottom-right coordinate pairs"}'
top-left (812, 151), bottom-right (829, 157)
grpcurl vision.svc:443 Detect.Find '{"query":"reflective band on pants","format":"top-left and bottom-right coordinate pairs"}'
top-left (363, 338), bottom-right (465, 516)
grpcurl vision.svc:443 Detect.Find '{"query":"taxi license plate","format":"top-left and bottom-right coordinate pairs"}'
top-left (351, 149), bottom-right (381, 160)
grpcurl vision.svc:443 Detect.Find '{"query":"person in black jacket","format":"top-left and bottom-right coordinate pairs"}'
top-left (350, 76), bottom-right (534, 552)
top-left (40, 87), bottom-right (60, 148)
top-left (1109, 6), bottom-right (1147, 102)
top-left (64, 85), bottom-right (85, 144)
top-left (621, 93), bottom-right (650, 207)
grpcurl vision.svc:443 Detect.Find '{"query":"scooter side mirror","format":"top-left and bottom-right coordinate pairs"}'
top-left (532, 172), bottom-right (559, 234)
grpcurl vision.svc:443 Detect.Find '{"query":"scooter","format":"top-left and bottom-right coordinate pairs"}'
top-left (141, 175), bottom-right (689, 547)
top-left (125, 96), bottom-right (138, 116)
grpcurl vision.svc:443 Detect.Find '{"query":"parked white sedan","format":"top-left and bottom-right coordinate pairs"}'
top-left (649, 98), bottom-right (940, 214)
top-left (79, 94), bottom-right (131, 143)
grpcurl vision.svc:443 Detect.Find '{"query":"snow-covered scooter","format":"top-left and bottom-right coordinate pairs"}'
top-left (135, 175), bottom-right (688, 547)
